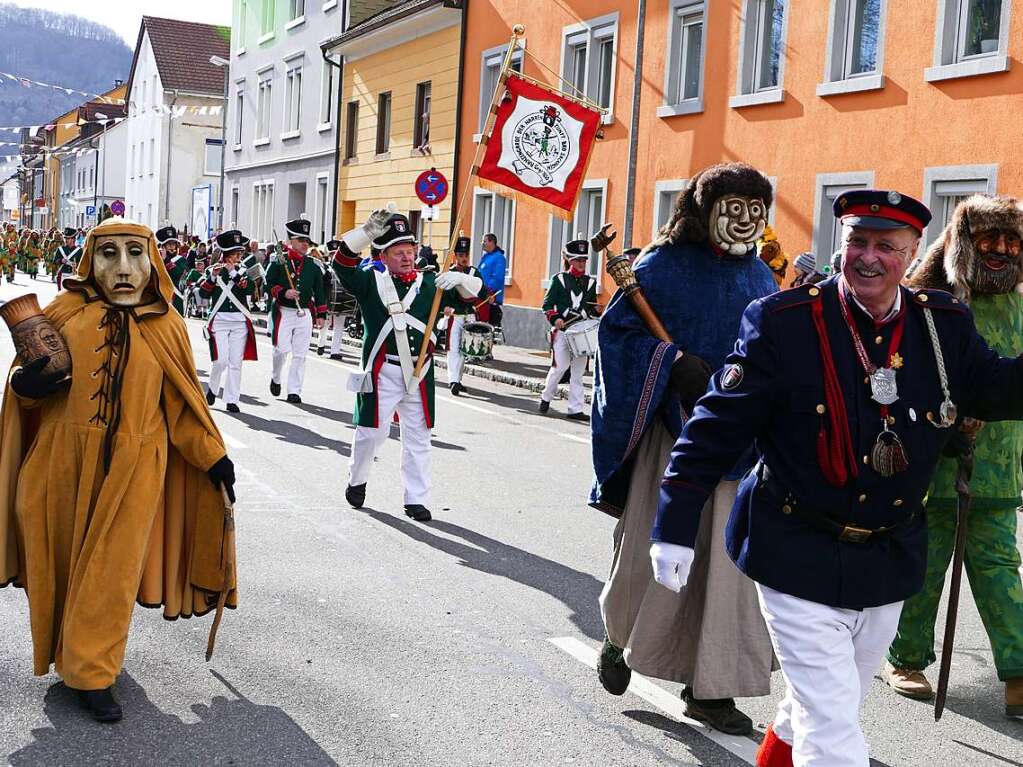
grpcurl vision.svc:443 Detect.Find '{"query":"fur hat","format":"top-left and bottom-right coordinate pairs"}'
top-left (654, 162), bottom-right (774, 247)
top-left (905, 194), bottom-right (1023, 301)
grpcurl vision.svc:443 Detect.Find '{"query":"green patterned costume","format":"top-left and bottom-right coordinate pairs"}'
top-left (888, 291), bottom-right (1023, 681)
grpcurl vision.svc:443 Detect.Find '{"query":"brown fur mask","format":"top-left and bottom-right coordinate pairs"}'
top-left (649, 163), bottom-right (773, 256)
top-left (905, 194), bottom-right (1023, 302)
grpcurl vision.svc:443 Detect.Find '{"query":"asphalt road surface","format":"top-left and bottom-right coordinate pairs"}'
top-left (1, 274), bottom-right (1021, 766)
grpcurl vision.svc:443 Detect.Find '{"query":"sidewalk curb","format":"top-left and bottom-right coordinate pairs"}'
top-left (252, 313), bottom-right (593, 404)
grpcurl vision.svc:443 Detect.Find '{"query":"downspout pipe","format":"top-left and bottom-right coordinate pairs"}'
top-left (448, 0), bottom-right (468, 242)
top-left (322, 0), bottom-right (347, 237)
top-left (621, 0), bottom-right (646, 248)
top-left (164, 89), bottom-right (179, 227)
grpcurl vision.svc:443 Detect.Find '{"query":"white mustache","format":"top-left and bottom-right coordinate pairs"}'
top-left (853, 262), bottom-right (885, 278)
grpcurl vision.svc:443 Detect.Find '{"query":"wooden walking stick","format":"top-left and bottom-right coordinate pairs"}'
top-left (411, 26), bottom-right (525, 385)
top-left (591, 223), bottom-right (673, 343)
top-left (205, 485), bottom-right (237, 662)
top-left (934, 443), bottom-right (974, 720)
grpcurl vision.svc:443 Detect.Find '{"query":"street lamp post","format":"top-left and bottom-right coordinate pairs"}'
top-left (210, 56), bottom-right (229, 232)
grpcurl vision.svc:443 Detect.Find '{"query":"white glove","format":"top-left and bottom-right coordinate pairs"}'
top-left (340, 203), bottom-right (397, 253)
top-left (650, 542), bottom-right (695, 593)
top-left (436, 271), bottom-right (483, 298)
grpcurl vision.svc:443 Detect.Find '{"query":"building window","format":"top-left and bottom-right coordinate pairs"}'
top-left (284, 61), bottom-right (302, 134)
top-left (234, 86), bottom-right (245, 144)
top-left (652, 180), bottom-right (686, 238)
top-left (472, 190), bottom-right (515, 277)
top-left (130, 144), bottom-right (135, 179)
top-left (289, 0), bottom-right (305, 22)
top-left (413, 81), bottom-right (431, 152)
top-left (561, 14), bottom-right (618, 117)
top-left (344, 101), bottom-right (359, 160)
top-left (260, 0), bottom-right (275, 36)
top-left (315, 175), bottom-right (329, 244)
top-left (928, 0), bottom-right (1010, 80)
top-left (922, 164), bottom-right (998, 246)
top-left (320, 60), bottom-right (335, 125)
top-left (812, 171), bottom-right (874, 269)
top-left (663, 2), bottom-right (706, 113)
top-left (548, 181), bottom-right (606, 279)
top-left (204, 139), bottom-right (223, 175)
top-left (478, 44), bottom-right (523, 131)
top-left (375, 92), bottom-right (391, 156)
top-left (148, 138), bottom-right (155, 176)
top-left (287, 182), bottom-right (306, 221)
top-left (231, 187), bottom-right (239, 229)
top-left (819, 0), bottom-right (886, 95)
top-left (238, 0), bottom-right (247, 48)
top-left (734, 0), bottom-right (789, 103)
top-left (252, 181), bottom-right (274, 241)
top-left (257, 70), bottom-right (273, 141)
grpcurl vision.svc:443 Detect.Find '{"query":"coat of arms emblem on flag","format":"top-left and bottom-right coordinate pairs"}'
top-left (478, 73), bottom-right (602, 220)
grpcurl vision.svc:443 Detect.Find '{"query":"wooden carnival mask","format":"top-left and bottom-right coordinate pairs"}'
top-left (709, 195), bottom-right (768, 257)
top-left (92, 235), bottom-right (153, 307)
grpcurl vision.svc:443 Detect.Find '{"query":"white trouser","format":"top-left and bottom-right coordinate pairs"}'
top-left (541, 329), bottom-right (587, 413)
top-left (272, 307), bottom-right (312, 396)
top-left (447, 315), bottom-right (466, 384)
top-left (757, 585), bottom-right (904, 767)
top-left (329, 314), bottom-right (347, 355)
top-left (348, 364), bottom-right (431, 505)
top-left (208, 313), bottom-right (248, 405)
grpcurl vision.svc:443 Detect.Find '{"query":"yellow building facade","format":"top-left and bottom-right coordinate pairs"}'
top-left (326, 1), bottom-right (462, 254)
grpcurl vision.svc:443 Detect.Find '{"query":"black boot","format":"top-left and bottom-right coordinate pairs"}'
top-left (72, 686), bottom-right (122, 723)
top-left (206, 388), bottom-right (216, 406)
top-left (226, 403), bottom-right (240, 413)
top-left (538, 399), bottom-right (550, 414)
top-left (286, 393), bottom-right (302, 404)
top-left (566, 411), bottom-right (590, 422)
top-left (680, 686), bottom-right (752, 735)
top-left (597, 636), bottom-right (631, 695)
top-left (345, 483), bottom-right (366, 509)
top-left (404, 504), bottom-right (432, 522)
top-left (270, 380), bottom-right (281, 397)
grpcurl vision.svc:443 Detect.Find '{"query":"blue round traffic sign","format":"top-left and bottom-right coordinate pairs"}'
top-left (415, 169), bottom-right (448, 206)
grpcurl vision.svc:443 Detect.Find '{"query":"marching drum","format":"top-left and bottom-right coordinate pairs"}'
top-left (564, 318), bottom-right (600, 358)
top-left (241, 253), bottom-right (266, 283)
top-left (328, 277), bottom-right (356, 315)
top-left (461, 321), bottom-right (494, 362)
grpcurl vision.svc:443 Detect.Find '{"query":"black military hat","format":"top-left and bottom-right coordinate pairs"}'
top-left (563, 238), bottom-right (590, 259)
top-left (373, 213), bottom-right (417, 251)
top-left (155, 225), bottom-right (179, 245)
top-left (215, 229), bottom-right (249, 253)
top-left (285, 218), bottom-right (315, 243)
top-left (62, 227), bottom-right (76, 238)
top-left (325, 239), bottom-right (342, 251)
top-left (833, 189), bottom-right (932, 235)
top-left (454, 236), bottom-right (471, 256)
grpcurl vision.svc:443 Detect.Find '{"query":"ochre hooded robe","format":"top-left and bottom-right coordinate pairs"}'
top-left (0, 218), bottom-right (238, 690)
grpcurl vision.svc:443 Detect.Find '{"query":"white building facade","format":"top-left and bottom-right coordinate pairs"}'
top-left (224, 0), bottom-right (342, 245)
top-left (123, 17), bottom-right (230, 236)
top-left (59, 121), bottom-right (129, 229)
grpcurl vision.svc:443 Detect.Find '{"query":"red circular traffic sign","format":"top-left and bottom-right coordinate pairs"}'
top-left (415, 169), bottom-right (449, 206)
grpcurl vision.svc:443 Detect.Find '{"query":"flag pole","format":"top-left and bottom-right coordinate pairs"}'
top-left (411, 25), bottom-right (525, 383)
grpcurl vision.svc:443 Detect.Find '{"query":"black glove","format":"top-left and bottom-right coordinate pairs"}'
top-left (669, 353), bottom-right (713, 412)
top-left (10, 356), bottom-right (70, 400)
top-left (207, 455), bottom-right (236, 503)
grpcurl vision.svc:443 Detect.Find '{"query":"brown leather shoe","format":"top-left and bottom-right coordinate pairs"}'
top-left (1006, 677), bottom-right (1023, 719)
top-left (882, 662), bottom-right (934, 701)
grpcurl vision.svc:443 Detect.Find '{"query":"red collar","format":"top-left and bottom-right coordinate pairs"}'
top-left (569, 267), bottom-right (586, 278)
top-left (393, 269), bottom-right (418, 285)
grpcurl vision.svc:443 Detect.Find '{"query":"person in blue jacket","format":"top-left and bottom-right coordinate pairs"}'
top-left (652, 189), bottom-right (1023, 767)
top-left (477, 233), bottom-right (506, 327)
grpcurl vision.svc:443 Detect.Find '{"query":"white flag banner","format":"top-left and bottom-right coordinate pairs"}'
top-left (494, 95), bottom-right (585, 194)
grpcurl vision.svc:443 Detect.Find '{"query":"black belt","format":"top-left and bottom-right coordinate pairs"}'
top-left (755, 461), bottom-right (917, 544)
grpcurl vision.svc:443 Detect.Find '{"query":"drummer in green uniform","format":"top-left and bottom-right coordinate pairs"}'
top-left (333, 209), bottom-right (486, 520)
top-left (156, 225), bottom-right (189, 315)
top-left (443, 235), bottom-right (487, 396)
top-left (538, 238), bottom-right (601, 421)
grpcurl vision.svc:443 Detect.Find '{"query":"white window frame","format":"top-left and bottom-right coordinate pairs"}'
top-left (477, 42), bottom-right (524, 135)
top-left (286, 0), bottom-right (306, 29)
top-left (545, 178), bottom-right (608, 285)
top-left (259, 0), bottom-right (275, 43)
top-left (471, 189), bottom-right (517, 282)
top-left (926, 0), bottom-right (1011, 81)
top-left (314, 173), bottom-right (330, 244)
top-left (282, 57), bottom-right (303, 139)
top-left (251, 180), bottom-right (275, 242)
top-left (233, 80), bottom-right (245, 149)
top-left (148, 138), bottom-right (155, 177)
top-left (319, 59), bottom-right (336, 131)
top-left (817, 0), bottom-right (888, 96)
top-left (731, 0), bottom-right (790, 108)
top-left (811, 171), bottom-right (875, 270)
top-left (652, 179), bottom-right (687, 238)
top-left (559, 13), bottom-right (619, 124)
top-left (256, 67), bottom-right (273, 144)
top-left (230, 185), bottom-right (240, 229)
top-left (204, 139), bottom-right (223, 176)
top-left (237, 0), bottom-right (248, 56)
top-left (659, 1), bottom-right (708, 117)
top-left (375, 91), bottom-right (392, 157)
top-left (922, 163), bottom-right (998, 246)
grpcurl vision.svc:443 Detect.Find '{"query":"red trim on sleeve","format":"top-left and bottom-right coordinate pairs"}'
top-left (270, 284), bottom-right (283, 299)
top-left (660, 478), bottom-right (712, 495)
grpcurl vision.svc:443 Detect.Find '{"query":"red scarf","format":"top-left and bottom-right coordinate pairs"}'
top-left (569, 266), bottom-right (586, 278)
top-left (393, 269), bottom-right (418, 285)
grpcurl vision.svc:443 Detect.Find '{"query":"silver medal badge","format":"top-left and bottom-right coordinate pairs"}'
top-left (870, 367), bottom-right (899, 406)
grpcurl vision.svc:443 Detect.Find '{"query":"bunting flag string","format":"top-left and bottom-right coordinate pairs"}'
top-left (0, 105), bottom-right (222, 135)
top-left (0, 71), bottom-right (126, 104)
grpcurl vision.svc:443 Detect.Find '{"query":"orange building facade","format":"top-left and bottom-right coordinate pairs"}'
top-left (456, 0), bottom-right (1023, 347)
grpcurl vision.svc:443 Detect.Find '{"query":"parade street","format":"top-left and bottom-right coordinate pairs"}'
top-left (0, 274), bottom-right (1017, 767)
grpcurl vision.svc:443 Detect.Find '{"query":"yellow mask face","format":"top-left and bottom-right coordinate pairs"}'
top-left (92, 235), bottom-right (153, 306)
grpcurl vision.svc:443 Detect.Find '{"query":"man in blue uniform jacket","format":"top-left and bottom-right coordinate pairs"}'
top-left (651, 189), bottom-right (1023, 767)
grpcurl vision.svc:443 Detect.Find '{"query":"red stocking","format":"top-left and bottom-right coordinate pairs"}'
top-left (756, 724), bottom-right (793, 767)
